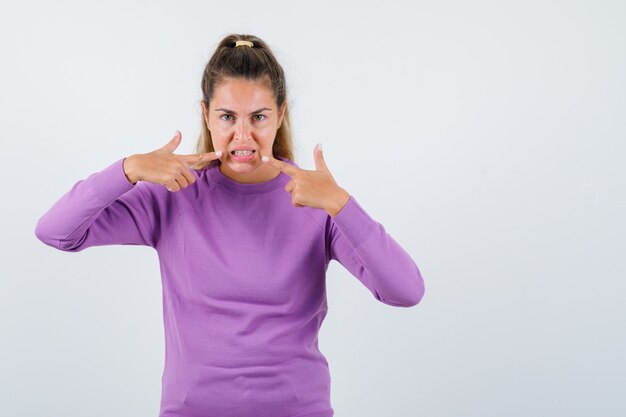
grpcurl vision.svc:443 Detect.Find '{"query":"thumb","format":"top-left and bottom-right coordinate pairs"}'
top-left (314, 143), bottom-right (328, 172)
top-left (161, 130), bottom-right (182, 153)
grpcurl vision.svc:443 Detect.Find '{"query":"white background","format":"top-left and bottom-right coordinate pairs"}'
top-left (1, 0), bottom-right (625, 416)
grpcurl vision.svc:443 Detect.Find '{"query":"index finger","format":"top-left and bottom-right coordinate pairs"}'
top-left (180, 150), bottom-right (223, 167)
top-left (263, 154), bottom-right (300, 177)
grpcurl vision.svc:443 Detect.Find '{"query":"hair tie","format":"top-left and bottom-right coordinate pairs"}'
top-left (235, 40), bottom-right (254, 48)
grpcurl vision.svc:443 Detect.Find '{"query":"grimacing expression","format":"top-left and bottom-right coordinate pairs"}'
top-left (202, 76), bottom-right (286, 183)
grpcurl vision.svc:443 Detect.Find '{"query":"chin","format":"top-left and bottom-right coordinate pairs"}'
top-left (224, 160), bottom-right (260, 172)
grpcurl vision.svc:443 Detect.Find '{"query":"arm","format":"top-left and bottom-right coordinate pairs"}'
top-left (327, 195), bottom-right (425, 307)
top-left (34, 157), bottom-right (160, 251)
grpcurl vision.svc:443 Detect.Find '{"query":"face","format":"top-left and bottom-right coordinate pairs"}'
top-left (201, 76), bottom-right (286, 184)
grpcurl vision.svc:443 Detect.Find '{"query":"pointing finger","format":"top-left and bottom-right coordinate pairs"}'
top-left (180, 150), bottom-right (223, 167)
top-left (262, 154), bottom-right (300, 177)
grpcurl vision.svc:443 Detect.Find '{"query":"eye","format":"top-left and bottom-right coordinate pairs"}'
top-left (220, 114), bottom-right (234, 121)
top-left (253, 114), bottom-right (266, 121)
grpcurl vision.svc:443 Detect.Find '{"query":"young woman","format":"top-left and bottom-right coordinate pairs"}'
top-left (35, 34), bottom-right (425, 417)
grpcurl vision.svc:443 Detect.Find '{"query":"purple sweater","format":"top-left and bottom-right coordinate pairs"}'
top-left (35, 156), bottom-right (425, 417)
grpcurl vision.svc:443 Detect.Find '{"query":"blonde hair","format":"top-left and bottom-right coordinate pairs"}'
top-left (189, 33), bottom-right (295, 170)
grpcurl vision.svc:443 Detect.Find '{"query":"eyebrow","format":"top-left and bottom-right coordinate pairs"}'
top-left (214, 107), bottom-right (272, 115)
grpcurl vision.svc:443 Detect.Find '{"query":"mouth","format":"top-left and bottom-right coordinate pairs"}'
top-left (230, 149), bottom-right (256, 162)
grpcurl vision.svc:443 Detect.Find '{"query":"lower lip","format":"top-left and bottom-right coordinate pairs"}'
top-left (231, 151), bottom-right (256, 162)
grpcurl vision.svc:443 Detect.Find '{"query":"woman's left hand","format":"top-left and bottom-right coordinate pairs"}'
top-left (263, 144), bottom-right (351, 217)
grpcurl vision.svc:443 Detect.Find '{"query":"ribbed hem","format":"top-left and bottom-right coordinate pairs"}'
top-left (291, 408), bottom-right (334, 417)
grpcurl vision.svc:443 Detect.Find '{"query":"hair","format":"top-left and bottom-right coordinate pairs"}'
top-left (189, 33), bottom-right (295, 171)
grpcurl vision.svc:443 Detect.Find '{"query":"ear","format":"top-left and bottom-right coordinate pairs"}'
top-left (277, 102), bottom-right (287, 129)
top-left (201, 101), bottom-right (210, 129)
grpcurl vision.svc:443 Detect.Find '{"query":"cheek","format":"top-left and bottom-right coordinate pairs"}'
top-left (212, 125), bottom-right (274, 139)
top-left (212, 124), bottom-right (272, 134)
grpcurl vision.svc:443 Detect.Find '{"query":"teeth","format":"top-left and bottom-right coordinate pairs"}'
top-left (233, 150), bottom-right (254, 156)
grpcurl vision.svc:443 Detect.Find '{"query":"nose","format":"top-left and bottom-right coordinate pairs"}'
top-left (234, 118), bottom-right (254, 141)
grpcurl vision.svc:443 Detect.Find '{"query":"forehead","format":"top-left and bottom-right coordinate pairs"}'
top-left (211, 76), bottom-right (276, 110)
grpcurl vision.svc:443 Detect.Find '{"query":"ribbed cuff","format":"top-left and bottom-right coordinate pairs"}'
top-left (90, 157), bottom-right (136, 204)
top-left (330, 195), bottom-right (379, 250)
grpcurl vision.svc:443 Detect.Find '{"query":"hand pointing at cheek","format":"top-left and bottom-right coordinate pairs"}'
top-left (262, 144), bottom-right (351, 218)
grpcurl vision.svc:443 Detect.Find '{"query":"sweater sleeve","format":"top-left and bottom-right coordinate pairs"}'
top-left (34, 157), bottom-right (160, 251)
top-left (327, 195), bottom-right (425, 307)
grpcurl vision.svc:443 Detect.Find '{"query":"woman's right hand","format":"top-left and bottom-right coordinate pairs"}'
top-left (123, 131), bottom-right (222, 192)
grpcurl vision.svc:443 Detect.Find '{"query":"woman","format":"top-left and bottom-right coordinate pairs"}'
top-left (35, 34), bottom-right (425, 417)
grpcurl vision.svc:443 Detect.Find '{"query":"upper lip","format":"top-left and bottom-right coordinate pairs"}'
top-left (231, 147), bottom-right (256, 152)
